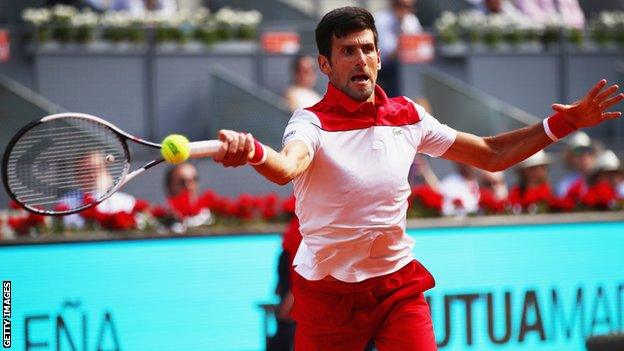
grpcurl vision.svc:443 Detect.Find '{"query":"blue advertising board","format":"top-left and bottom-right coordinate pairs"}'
top-left (0, 221), bottom-right (622, 350)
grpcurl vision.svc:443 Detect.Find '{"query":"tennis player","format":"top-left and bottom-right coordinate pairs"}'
top-left (213, 7), bottom-right (623, 350)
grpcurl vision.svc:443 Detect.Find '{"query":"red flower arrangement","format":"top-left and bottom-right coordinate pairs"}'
top-left (7, 213), bottom-right (46, 235)
top-left (581, 180), bottom-right (618, 210)
top-left (508, 183), bottom-right (554, 213)
top-left (408, 185), bottom-right (443, 217)
top-left (3, 180), bottom-right (621, 237)
top-left (478, 188), bottom-right (507, 214)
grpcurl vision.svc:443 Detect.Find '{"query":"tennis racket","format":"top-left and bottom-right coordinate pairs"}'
top-left (2, 112), bottom-right (222, 215)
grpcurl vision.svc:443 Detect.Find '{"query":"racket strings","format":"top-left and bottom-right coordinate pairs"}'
top-left (5, 117), bottom-right (128, 213)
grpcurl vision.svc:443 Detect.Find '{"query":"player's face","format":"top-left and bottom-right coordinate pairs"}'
top-left (318, 29), bottom-right (380, 102)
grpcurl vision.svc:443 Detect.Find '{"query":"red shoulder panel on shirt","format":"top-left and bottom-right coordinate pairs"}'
top-left (305, 84), bottom-right (421, 132)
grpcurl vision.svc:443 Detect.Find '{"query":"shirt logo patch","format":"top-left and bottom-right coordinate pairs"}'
top-left (283, 130), bottom-right (296, 145)
top-left (392, 128), bottom-right (403, 136)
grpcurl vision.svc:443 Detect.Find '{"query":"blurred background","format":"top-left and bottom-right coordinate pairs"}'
top-left (0, 1), bottom-right (623, 350)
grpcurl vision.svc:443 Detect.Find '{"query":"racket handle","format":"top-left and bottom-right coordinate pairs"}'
top-left (189, 140), bottom-right (222, 158)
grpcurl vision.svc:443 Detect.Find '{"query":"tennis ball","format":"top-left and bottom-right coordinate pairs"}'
top-left (161, 134), bottom-right (190, 164)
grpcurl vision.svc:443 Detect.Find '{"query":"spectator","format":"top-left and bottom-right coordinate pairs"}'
top-left (588, 150), bottom-right (623, 198)
top-left (477, 170), bottom-right (508, 214)
top-left (474, 0), bottom-right (526, 20)
top-left (165, 163), bottom-right (200, 199)
top-left (479, 170), bottom-right (509, 200)
top-left (509, 150), bottom-right (553, 212)
top-left (439, 162), bottom-right (480, 216)
top-left (515, 0), bottom-right (585, 28)
top-left (283, 55), bottom-right (322, 112)
top-left (164, 163), bottom-right (213, 228)
top-left (375, 0), bottom-right (423, 97)
top-left (557, 131), bottom-right (595, 198)
top-left (63, 151), bottom-right (136, 228)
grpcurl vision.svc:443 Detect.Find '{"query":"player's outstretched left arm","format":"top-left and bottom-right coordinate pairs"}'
top-left (442, 79), bottom-right (623, 171)
top-left (212, 129), bottom-right (312, 185)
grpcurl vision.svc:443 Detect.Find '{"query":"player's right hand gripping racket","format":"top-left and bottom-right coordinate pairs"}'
top-left (2, 112), bottom-right (222, 215)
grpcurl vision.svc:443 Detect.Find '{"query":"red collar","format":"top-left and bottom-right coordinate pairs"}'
top-left (323, 82), bottom-right (389, 113)
top-left (305, 83), bottom-right (420, 131)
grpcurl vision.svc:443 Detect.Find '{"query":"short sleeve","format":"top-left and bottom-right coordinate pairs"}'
top-left (282, 109), bottom-right (321, 160)
top-left (414, 103), bottom-right (457, 157)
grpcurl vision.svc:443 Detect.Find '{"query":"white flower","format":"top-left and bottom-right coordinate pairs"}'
top-left (435, 11), bottom-right (457, 31)
top-left (457, 10), bottom-right (485, 30)
top-left (70, 9), bottom-right (98, 27)
top-left (517, 18), bottom-right (543, 32)
top-left (22, 8), bottom-right (51, 26)
top-left (543, 14), bottom-right (564, 29)
top-left (189, 7), bottom-right (210, 25)
top-left (215, 7), bottom-right (237, 25)
top-left (101, 11), bottom-right (135, 27)
top-left (145, 11), bottom-right (168, 26)
top-left (51, 4), bottom-right (77, 19)
top-left (486, 14), bottom-right (505, 30)
top-left (599, 11), bottom-right (617, 28)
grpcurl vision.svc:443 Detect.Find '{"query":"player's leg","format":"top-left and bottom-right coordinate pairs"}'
top-left (291, 278), bottom-right (374, 351)
top-left (373, 293), bottom-right (437, 351)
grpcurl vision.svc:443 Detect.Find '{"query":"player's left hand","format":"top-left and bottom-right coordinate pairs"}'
top-left (551, 79), bottom-right (623, 129)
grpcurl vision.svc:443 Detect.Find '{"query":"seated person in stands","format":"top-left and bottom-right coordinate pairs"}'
top-left (479, 170), bottom-right (509, 201)
top-left (375, 0), bottom-right (423, 97)
top-left (165, 162), bottom-right (200, 199)
top-left (556, 131), bottom-right (596, 199)
top-left (284, 55), bottom-right (322, 112)
top-left (480, 0), bottom-right (525, 19)
top-left (587, 150), bottom-right (623, 199)
top-left (509, 150), bottom-right (553, 212)
top-left (63, 151), bottom-right (136, 228)
top-left (163, 163), bottom-right (213, 227)
top-left (439, 162), bottom-right (480, 216)
top-left (515, 0), bottom-right (585, 28)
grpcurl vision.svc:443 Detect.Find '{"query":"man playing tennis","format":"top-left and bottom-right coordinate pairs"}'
top-left (213, 7), bottom-right (623, 351)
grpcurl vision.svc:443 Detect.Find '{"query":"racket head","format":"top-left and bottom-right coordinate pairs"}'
top-left (2, 113), bottom-right (132, 215)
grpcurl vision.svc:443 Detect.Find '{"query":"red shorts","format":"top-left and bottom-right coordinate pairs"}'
top-left (290, 260), bottom-right (437, 351)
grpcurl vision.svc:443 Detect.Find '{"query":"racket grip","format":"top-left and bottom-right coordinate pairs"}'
top-left (189, 140), bottom-right (222, 158)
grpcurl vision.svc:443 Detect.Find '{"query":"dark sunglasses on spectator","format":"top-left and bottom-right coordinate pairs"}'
top-left (178, 176), bottom-right (199, 184)
top-left (572, 146), bottom-right (592, 155)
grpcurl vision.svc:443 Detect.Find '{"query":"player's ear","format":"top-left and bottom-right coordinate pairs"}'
top-left (377, 49), bottom-right (381, 70)
top-left (318, 54), bottom-right (332, 75)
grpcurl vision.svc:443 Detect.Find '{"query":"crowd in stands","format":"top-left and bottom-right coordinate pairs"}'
top-left (409, 131), bottom-right (624, 217)
top-left (2, 0), bottom-right (622, 240)
top-left (464, 0), bottom-right (585, 27)
top-left (43, 0), bottom-right (201, 14)
top-left (3, 58), bottom-right (622, 240)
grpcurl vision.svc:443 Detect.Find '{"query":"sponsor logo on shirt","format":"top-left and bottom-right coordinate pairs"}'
top-left (283, 130), bottom-right (296, 146)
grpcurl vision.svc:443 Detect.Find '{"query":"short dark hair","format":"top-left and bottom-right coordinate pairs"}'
top-left (315, 7), bottom-right (378, 60)
top-left (164, 163), bottom-right (197, 196)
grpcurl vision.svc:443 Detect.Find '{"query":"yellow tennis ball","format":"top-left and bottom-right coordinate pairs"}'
top-left (161, 134), bottom-right (190, 164)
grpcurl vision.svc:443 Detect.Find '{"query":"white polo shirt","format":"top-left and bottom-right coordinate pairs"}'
top-left (283, 83), bottom-right (457, 282)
